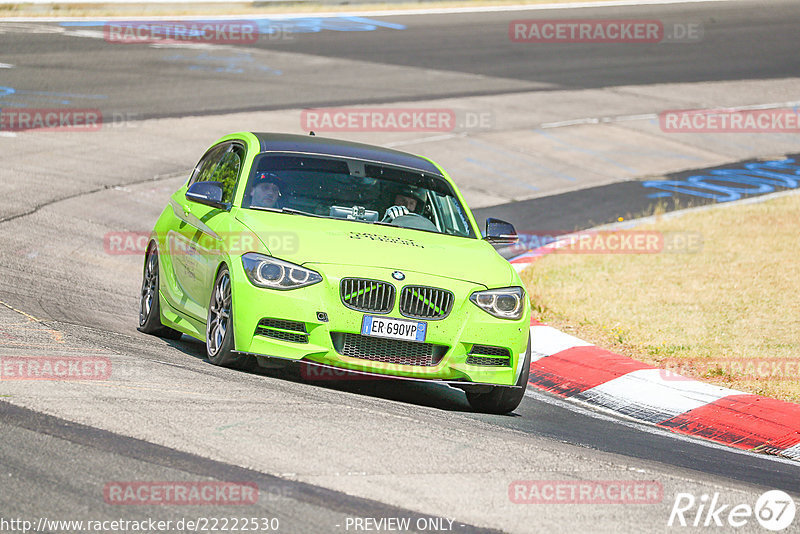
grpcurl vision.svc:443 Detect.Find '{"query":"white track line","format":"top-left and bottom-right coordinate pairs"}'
top-left (782, 442), bottom-right (800, 460)
top-left (577, 368), bottom-right (744, 423)
top-left (523, 386), bottom-right (800, 466)
top-left (530, 324), bottom-right (592, 360)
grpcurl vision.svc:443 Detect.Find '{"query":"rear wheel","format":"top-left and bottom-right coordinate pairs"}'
top-left (466, 336), bottom-right (531, 415)
top-left (206, 266), bottom-right (256, 371)
top-left (138, 246), bottom-right (183, 340)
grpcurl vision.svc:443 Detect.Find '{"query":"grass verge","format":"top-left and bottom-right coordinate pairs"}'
top-left (521, 191), bottom-right (800, 403)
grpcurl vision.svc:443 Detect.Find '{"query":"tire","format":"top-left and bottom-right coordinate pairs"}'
top-left (466, 336), bottom-right (531, 415)
top-left (206, 266), bottom-right (256, 371)
top-left (138, 245), bottom-right (183, 340)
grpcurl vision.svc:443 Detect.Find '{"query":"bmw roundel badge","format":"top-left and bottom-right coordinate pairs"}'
top-left (392, 271), bottom-right (405, 281)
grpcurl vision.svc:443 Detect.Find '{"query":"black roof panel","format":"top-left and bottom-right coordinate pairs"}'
top-left (252, 132), bottom-right (442, 176)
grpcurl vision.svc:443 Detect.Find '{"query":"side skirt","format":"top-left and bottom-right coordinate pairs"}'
top-left (160, 292), bottom-right (205, 341)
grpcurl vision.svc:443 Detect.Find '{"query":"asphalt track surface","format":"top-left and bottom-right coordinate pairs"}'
top-left (2, 1), bottom-right (800, 533)
top-left (474, 154), bottom-right (800, 235)
top-left (0, 1), bottom-right (797, 117)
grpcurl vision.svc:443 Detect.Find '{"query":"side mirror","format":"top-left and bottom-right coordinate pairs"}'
top-left (185, 181), bottom-right (229, 210)
top-left (484, 217), bottom-right (518, 245)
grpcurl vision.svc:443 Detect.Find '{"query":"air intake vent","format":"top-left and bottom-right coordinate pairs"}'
top-left (256, 318), bottom-right (308, 343)
top-left (399, 286), bottom-right (454, 320)
top-left (341, 278), bottom-right (395, 313)
top-left (466, 345), bottom-right (511, 366)
top-left (331, 332), bottom-right (447, 367)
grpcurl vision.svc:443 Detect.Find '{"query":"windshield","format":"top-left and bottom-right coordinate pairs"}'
top-left (242, 154), bottom-right (476, 238)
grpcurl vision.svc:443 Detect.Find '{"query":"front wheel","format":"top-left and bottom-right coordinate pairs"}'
top-left (206, 266), bottom-right (255, 371)
top-left (466, 336), bottom-right (531, 415)
top-left (138, 246), bottom-right (183, 340)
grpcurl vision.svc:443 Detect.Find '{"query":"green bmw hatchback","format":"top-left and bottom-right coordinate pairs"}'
top-left (139, 132), bottom-right (531, 414)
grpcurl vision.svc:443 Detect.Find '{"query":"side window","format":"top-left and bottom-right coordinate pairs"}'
top-left (213, 146), bottom-right (244, 203)
top-left (188, 143), bottom-right (245, 204)
top-left (189, 144), bottom-right (228, 186)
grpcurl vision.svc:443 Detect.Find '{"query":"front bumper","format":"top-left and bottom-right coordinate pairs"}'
top-left (231, 262), bottom-right (530, 386)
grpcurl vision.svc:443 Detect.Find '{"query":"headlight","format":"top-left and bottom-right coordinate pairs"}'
top-left (241, 253), bottom-right (322, 290)
top-left (469, 287), bottom-right (525, 320)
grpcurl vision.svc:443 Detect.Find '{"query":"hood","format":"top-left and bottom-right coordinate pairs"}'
top-left (234, 209), bottom-right (515, 288)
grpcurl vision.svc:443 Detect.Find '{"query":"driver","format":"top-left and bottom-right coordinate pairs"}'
top-left (382, 185), bottom-right (425, 222)
top-left (250, 172), bottom-right (283, 209)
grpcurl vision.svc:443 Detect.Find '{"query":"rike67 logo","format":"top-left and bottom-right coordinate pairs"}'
top-left (668, 490), bottom-right (796, 531)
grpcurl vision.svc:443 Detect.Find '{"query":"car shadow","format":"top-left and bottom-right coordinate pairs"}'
top-left (164, 335), bottom-right (478, 413)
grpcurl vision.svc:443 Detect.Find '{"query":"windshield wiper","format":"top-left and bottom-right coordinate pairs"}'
top-left (248, 206), bottom-right (282, 213)
top-left (280, 207), bottom-right (326, 218)
top-left (248, 206), bottom-right (325, 218)
top-left (371, 220), bottom-right (445, 236)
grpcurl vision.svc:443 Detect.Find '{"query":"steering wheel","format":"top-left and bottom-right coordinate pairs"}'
top-left (390, 213), bottom-right (439, 232)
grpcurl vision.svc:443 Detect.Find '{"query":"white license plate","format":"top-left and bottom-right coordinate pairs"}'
top-left (361, 315), bottom-right (427, 342)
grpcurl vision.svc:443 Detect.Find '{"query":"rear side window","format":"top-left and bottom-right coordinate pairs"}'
top-left (190, 144), bottom-right (227, 185)
top-left (188, 143), bottom-right (245, 204)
